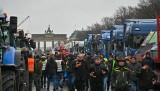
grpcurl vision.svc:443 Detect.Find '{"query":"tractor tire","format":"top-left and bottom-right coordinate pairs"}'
top-left (2, 71), bottom-right (15, 91)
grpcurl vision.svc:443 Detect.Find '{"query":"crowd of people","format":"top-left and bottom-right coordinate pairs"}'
top-left (30, 51), bottom-right (160, 91)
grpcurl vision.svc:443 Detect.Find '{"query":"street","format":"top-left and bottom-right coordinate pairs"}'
top-left (32, 82), bottom-right (69, 91)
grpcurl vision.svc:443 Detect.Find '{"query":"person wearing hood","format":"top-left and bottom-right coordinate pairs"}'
top-left (111, 58), bottom-right (131, 91)
top-left (127, 57), bottom-right (142, 91)
top-left (66, 54), bottom-right (75, 91)
top-left (141, 52), bottom-right (154, 69)
top-left (73, 54), bottom-right (88, 91)
top-left (45, 55), bottom-right (58, 91)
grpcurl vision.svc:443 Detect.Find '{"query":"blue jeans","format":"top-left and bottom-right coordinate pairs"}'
top-left (67, 73), bottom-right (75, 90)
top-left (57, 72), bottom-right (64, 86)
top-left (131, 80), bottom-right (140, 91)
top-left (103, 75), bottom-right (108, 91)
top-left (47, 74), bottom-right (58, 90)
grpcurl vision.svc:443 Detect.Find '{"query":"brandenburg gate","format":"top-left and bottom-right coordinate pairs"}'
top-left (32, 25), bottom-right (67, 52)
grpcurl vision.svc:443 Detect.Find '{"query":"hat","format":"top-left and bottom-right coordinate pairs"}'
top-left (94, 55), bottom-right (100, 60)
top-left (68, 54), bottom-right (74, 60)
top-left (87, 52), bottom-right (91, 56)
top-left (117, 58), bottom-right (125, 62)
top-left (41, 56), bottom-right (46, 59)
top-left (35, 55), bottom-right (40, 59)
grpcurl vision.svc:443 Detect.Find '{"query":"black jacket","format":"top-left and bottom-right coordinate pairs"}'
top-left (86, 57), bottom-right (95, 67)
top-left (127, 62), bottom-right (142, 81)
top-left (45, 58), bottom-right (57, 75)
top-left (138, 68), bottom-right (157, 89)
top-left (102, 62), bottom-right (110, 76)
top-left (66, 59), bottom-right (75, 73)
top-left (111, 66), bottom-right (131, 88)
top-left (73, 60), bottom-right (88, 81)
top-left (89, 63), bottom-right (106, 83)
top-left (142, 57), bottom-right (154, 69)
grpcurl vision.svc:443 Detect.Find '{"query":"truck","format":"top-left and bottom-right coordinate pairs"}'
top-left (0, 11), bottom-right (36, 91)
top-left (123, 19), bottom-right (156, 56)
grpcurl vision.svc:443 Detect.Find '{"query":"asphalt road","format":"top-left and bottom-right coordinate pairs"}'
top-left (32, 82), bottom-right (69, 91)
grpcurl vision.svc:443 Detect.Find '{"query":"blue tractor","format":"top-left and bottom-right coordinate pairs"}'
top-left (123, 19), bottom-right (156, 56)
top-left (100, 30), bottom-right (111, 58)
top-left (112, 29), bottom-right (124, 56)
top-left (85, 34), bottom-right (101, 56)
top-left (100, 25), bottom-right (124, 57)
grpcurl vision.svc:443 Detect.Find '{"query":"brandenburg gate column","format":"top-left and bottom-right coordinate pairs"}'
top-left (52, 41), bottom-right (54, 49)
top-left (58, 41), bottom-right (61, 46)
top-left (44, 41), bottom-right (46, 52)
top-left (38, 41), bottom-right (40, 49)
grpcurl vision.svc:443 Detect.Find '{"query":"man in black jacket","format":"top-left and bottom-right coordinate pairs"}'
top-left (111, 58), bottom-right (131, 91)
top-left (73, 54), bottom-right (88, 91)
top-left (85, 52), bottom-right (94, 90)
top-left (89, 56), bottom-right (106, 91)
top-left (127, 57), bottom-right (141, 91)
top-left (45, 55), bottom-right (58, 91)
top-left (142, 52), bottom-right (154, 69)
top-left (66, 54), bottom-right (75, 91)
top-left (138, 63), bottom-right (157, 91)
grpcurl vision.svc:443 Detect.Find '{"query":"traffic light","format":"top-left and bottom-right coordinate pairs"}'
top-left (9, 16), bottom-right (17, 33)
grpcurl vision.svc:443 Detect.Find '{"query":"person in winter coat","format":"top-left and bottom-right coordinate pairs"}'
top-left (127, 57), bottom-right (142, 91)
top-left (111, 58), bottom-right (131, 91)
top-left (34, 55), bottom-right (43, 91)
top-left (85, 52), bottom-right (95, 90)
top-left (66, 54), bottom-right (75, 91)
top-left (55, 54), bottom-right (65, 89)
top-left (138, 63), bottom-right (157, 91)
top-left (45, 55), bottom-right (58, 91)
top-left (100, 54), bottom-right (110, 91)
top-left (107, 55), bottom-right (115, 91)
top-left (41, 54), bottom-right (47, 88)
top-left (141, 52), bottom-right (154, 69)
top-left (89, 56), bottom-right (107, 91)
top-left (73, 54), bottom-right (88, 91)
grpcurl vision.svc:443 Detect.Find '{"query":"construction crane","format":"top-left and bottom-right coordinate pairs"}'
top-left (17, 16), bottom-right (30, 28)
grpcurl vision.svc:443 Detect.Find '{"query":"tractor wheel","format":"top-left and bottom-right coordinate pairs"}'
top-left (2, 71), bottom-right (15, 91)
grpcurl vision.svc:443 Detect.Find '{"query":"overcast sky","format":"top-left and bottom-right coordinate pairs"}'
top-left (0, 0), bottom-right (139, 37)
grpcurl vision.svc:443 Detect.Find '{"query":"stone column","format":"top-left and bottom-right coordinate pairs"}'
top-left (38, 41), bottom-right (40, 49)
top-left (58, 41), bottom-right (61, 46)
top-left (52, 41), bottom-right (54, 49)
top-left (44, 41), bottom-right (46, 52)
